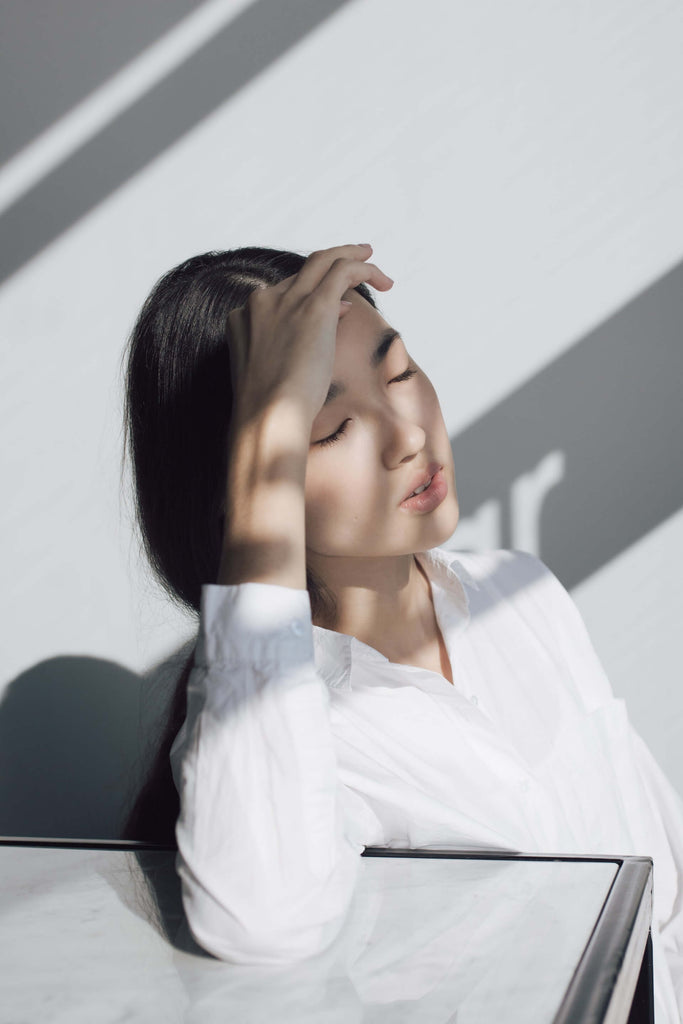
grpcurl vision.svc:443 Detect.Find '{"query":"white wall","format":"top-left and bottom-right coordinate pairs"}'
top-left (1, 0), bottom-right (682, 834)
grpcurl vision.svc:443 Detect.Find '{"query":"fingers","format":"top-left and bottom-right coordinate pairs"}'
top-left (291, 244), bottom-right (374, 295)
top-left (238, 243), bottom-right (393, 343)
top-left (270, 247), bottom-right (368, 298)
top-left (290, 244), bottom-right (395, 299)
top-left (313, 255), bottom-right (394, 311)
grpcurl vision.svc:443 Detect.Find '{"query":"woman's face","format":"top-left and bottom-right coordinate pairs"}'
top-left (304, 291), bottom-right (459, 564)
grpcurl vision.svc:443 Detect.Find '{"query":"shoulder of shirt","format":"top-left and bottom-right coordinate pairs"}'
top-left (433, 547), bottom-right (569, 609)
top-left (432, 548), bottom-right (615, 708)
top-left (436, 548), bottom-right (587, 662)
top-left (447, 545), bottom-right (544, 568)
top-left (431, 546), bottom-right (550, 583)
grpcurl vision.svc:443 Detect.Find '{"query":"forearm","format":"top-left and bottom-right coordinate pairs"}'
top-left (170, 584), bottom-right (365, 963)
top-left (217, 398), bottom-right (311, 590)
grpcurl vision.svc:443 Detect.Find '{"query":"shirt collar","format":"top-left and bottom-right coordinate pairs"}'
top-left (312, 548), bottom-right (478, 691)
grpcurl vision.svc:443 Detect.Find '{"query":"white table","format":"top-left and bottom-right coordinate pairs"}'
top-left (0, 840), bottom-right (653, 1023)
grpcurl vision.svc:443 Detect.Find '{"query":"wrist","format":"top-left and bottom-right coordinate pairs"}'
top-left (230, 393), bottom-right (313, 452)
top-left (218, 400), bottom-right (311, 589)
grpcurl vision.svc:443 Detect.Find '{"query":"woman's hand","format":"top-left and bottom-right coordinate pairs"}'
top-left (226, 244), bottom-right (394, 428)
top-left (217, 244), bottom-right (392, 589)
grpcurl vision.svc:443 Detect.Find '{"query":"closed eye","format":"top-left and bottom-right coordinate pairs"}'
top-left (314, 417), bottom-right (351, 447)
top-left (314, 366), bottom-right (415, 446)
top-left (389, 366), bottom-right (417, 384)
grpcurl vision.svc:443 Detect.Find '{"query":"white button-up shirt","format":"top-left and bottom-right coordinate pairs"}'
top-left (170, 548), bottom-right (683, 1020)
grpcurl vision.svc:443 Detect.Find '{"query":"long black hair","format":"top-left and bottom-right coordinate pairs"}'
top-left (122, 247), bottom-right (376, 843)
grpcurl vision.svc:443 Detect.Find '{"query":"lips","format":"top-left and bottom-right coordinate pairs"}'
top-left (400, 466), bottom-right (448, 514)
top-left (409, 479), bottom-right (432, 497)
top-left (401, 462), bottom-right (443, 503)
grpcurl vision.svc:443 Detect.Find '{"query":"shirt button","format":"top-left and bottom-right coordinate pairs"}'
top-left (291, 621), bottom-right (303, 636)
top-left (470, 695), bottom-right (478, 706)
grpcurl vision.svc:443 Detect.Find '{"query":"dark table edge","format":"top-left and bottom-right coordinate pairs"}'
top-left (0, 838), bottom-right (628, 861)
top-left (553, 856), bottom-right (653, 1024)
top-left (0, 837), bottom-right (631, 861)
top-left (0, 836), bottom-right (178, 850)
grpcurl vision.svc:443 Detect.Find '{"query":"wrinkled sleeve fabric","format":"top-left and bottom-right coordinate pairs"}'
top-left (168, 582), bottom-right (378, 965)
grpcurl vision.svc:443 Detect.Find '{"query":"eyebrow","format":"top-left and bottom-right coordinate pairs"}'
top-left (323, 328), bottom-right (400, 406)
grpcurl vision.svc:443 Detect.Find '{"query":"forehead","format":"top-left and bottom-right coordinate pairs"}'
top-left (335, 290), bottom-right (394, 358)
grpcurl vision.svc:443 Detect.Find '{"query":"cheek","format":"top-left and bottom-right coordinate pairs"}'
top-left (304, 443), bottom-right (381, 550)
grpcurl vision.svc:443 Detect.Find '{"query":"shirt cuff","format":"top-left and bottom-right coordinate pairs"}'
top-left (196, 581), bottom-right (314, 671)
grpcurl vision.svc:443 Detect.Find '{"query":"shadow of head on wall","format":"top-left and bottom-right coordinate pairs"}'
top-left (0, 647), bottom-right (191, 841)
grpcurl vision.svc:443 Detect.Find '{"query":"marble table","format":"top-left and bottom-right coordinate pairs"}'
top-left (0, 840), bottom-right (653, 1023)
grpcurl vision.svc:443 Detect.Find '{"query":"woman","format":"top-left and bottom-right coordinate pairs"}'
top-left (124, 244), bottom-right (683, 1017)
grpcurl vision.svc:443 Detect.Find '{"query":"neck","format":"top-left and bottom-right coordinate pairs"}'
top-left (308, 551), bottom-right (440, 665)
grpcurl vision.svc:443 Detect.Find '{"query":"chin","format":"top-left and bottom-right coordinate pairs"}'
top-left (412, 496), bottom-right (460, 554)
top-left (436, 490), bottom-right (460, 539)
top-left (429, 517), bottom-right (460, 551)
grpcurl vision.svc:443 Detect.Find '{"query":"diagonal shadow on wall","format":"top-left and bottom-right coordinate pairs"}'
top-left (0, 0), bottom-right (353, 287)
top-left (0, 0), bottom-right (206, 167)
top-left (451, 258), bottom-right (683, 590)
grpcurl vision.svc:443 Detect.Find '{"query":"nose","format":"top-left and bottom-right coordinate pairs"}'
top-left (380, 406), bottom-right (426, 469)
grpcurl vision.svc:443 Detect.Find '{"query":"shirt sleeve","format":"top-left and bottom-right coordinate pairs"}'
top-left (168, 581), bottom-right (374, 965)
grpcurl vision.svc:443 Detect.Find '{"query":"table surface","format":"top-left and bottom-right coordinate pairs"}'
top-left (0, 841), bottom-right (649, 1024)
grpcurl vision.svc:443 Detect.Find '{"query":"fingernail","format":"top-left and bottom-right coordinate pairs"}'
top-left (358, 242), bottom-right (372, 248)
top-left (340, 299), bottom-right (353, 306)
